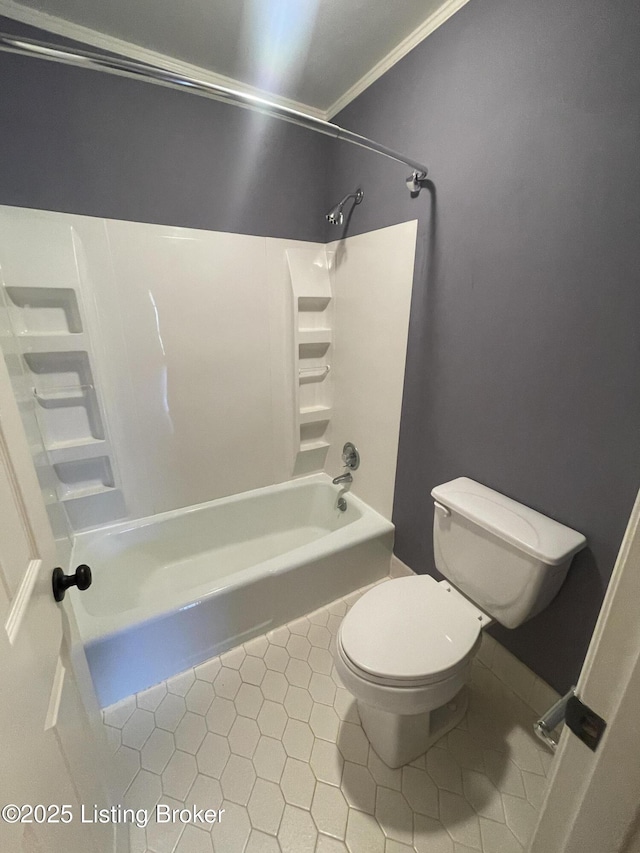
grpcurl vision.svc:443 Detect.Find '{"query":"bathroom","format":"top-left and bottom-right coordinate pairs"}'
top-left (0, 0), bottom-right (639, 851)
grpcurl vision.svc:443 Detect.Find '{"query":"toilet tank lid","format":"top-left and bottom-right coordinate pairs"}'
top-left (431, 478), bottom-right (586, 565)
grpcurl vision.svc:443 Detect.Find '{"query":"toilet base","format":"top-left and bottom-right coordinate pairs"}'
top-left (357, 686), bottom-right (469, 768)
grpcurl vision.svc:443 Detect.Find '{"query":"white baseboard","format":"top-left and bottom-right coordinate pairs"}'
top-left (389, 555), bottom-right (416, 578)
top-left (478, 633), bottom-right (561, 717)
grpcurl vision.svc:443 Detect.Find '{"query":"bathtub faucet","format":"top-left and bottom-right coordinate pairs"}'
top-left (332, 472), bottom-right (353, 486)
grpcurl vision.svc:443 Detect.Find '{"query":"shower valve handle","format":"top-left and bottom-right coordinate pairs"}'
top-left (52, 564), bottom-right (92, 602)
top-left (342, 441), bottom-right (360, 471)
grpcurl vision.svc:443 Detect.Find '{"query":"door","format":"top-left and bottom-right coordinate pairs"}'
top-left (528, 486), bottom-right (640, 853)
top-left (0, 346), bottom-right (111, 852)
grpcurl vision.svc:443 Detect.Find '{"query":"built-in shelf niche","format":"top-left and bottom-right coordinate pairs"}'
top-left (5, 285), bottom-right (83, 335)
top-left (4, 281), bottom-right (123, 524)
top-left (54, 456), bottom-right (115, 502)
top-left (298, 328), bottom-right (332, 346)
top-left (299, 404), bottom-right (332, 425)
top-left (299, 341), bottom-right (330, 363)
top-left (25, 351), bottom-right (105, 447)
top-left (286, 249), bottom-right (333, 474)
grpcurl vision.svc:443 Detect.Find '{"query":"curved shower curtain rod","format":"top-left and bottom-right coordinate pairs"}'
top-left (0, 32), bottom-right (428, 194)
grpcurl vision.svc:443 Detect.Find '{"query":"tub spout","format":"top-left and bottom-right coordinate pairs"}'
top-left (332, 472), bottom-right (353, 486)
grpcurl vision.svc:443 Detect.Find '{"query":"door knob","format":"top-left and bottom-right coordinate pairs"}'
top-left (52, 564), bottom-right (92, 602)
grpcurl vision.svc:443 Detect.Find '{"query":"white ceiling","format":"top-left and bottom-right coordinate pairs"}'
top-left (1, 0), bottom-right (468, 116)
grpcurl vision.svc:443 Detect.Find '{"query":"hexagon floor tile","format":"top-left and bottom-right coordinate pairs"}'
top-left (103, 579), bottom-right (553, 852)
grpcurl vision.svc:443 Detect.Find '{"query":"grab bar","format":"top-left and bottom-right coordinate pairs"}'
top-left (298, 365), bottom-right (330, 379)
top-left (33, 384), bottom-right (93, 402)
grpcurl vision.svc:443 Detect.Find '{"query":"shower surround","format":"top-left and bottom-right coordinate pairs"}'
top-left (0, 206), bottom-right (416, 535)
top-left (0, 204), bottom-right (417, 706)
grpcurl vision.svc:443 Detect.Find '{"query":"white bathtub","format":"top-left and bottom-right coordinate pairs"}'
top-left (71, 474), bottom-right (394, 706)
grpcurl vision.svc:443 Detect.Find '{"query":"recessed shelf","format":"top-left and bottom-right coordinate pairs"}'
top-left (299, 341), bottom-right (330, 359)
top-left (46, 438), bottom-right (110, 465)
top-left (299, 405), bottom-right (332, 425)
top-left (5, 273), bottom-right (122, 528)
top-left (5, 285), bottom-right (83, 335)
top-left (26, 351), bottom-right (104, 444)
top-left (300, 418), bottom-right (328, 447)
top-left (19, 333), bottom-right (88, 353)
top-left (33, 384), bottom-right (94, 406)
top-left (54, 456), bottom-right (114, 502)
top-left (299, 439), bottom-right (330, 453)
top-left (298, 296), bottom-right (331, 312)
top-left (19, 331), bottom-right (82, 338)
top-left (298, 329), bottom-right (332, 345)
top-left (57, 484), bottom-right (117, 502)
top-left (288, 247), bottom-right (333, 471)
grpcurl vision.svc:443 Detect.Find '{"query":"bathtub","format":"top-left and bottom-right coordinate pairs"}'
top-left (71, 474), bottom-right (394, 706)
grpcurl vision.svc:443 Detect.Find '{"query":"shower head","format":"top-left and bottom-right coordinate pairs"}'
top-left (326, 188), bottom-right (364, 225)
top-left (326, 205), bottom-right (344, 226)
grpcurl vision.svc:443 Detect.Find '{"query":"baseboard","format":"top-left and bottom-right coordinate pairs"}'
top-left (389, 555), bottom-right (416, 578)
top-left (478, 633), bottom-right (561, 717)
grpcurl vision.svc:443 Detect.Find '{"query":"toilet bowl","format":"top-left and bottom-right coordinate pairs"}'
top-left (334, 574), bottom-right (487, 767)
top-left (333, 477), bottom-right (587, 768)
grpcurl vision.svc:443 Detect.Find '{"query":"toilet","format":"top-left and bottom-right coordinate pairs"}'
top-left (333, 477), bottom-right (586, 768)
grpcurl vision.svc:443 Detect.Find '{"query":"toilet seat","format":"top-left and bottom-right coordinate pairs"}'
top-left (337, 633), bottom-right (478, 690)
top-left (339, 575), bottom-right (483, 688)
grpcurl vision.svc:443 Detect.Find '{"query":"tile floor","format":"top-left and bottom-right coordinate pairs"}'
top-left (103, 580), bottom-right (554, 852)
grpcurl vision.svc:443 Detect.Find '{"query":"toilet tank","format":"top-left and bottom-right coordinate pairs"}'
top-left (431, 478), bottom-right (586, 629)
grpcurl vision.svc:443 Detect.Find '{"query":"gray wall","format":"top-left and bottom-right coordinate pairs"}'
top-left (2, 5), bottom-right (639, 692)
top-left (329, 0), bottom-right (640, 691)
top-left (0, 18), bottom-right (329, 241)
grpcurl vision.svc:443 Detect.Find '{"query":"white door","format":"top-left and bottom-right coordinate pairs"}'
top-left (528, 486), bottom-right (640, 853)
top-left (0, 349), bottom-right (111, 853)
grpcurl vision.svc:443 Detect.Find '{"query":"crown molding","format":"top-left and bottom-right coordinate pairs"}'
top-left (0, 0), bottom-right (327, 121)
top-left (325, 0), bottom-right (472, 119)
top-left (0, 0), bottom-right (472, 123)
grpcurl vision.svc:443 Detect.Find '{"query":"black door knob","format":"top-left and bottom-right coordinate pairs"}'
top-left (52, 564), bottom-right (92, 602)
